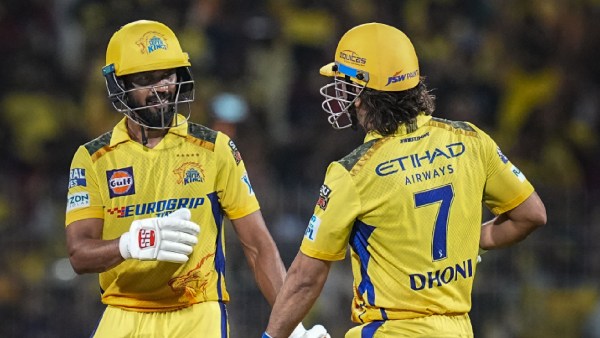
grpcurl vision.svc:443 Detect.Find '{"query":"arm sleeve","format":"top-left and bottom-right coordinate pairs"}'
top-left (300, 162), bottom-right (361, 261)
top-left (475, 125), bottom-right (535, 215)
top-left (214, 133), bottom-right (260, 220)
top-left (65, 146), bottom-right (104, 226)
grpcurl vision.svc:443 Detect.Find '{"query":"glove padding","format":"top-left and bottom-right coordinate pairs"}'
top-left (119, 208), bottom-right (200, 263)
top-left (289, 323), bottom-right (331, 338)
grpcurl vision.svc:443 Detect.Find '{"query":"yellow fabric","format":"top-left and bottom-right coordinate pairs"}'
top-left (66, 116), bottom-right (259, 311)
top-left (300, 115), bottom-right (534, 323)
top-left (344, 314), bottom-right (473, 338)
top-left (93, 301), bottom-right (228, 337)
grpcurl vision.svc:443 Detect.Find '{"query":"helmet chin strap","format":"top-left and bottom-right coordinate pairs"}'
top-left (140, 125), bottom-right (149, 146)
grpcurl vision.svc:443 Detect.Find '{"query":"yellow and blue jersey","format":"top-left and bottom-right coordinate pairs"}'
top-left (65, 116), bottom-right (259, 311)
top-left (300, 114), bottom-right (534, 323)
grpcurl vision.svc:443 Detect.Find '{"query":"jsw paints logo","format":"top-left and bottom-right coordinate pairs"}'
top-left (386, 70), bottom-right (419, 86)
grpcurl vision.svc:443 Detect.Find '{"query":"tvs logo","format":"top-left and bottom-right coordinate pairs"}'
top-left (339, 50), bottom-right (367, 65)
top-left (316, 184), bottom-right (331, 210)
top-left (136, 31), bottom-right (168, 54)
top-left (138, 229), bottom-right (156, 249)
top-left (174, 162), bottom-right (205, 185)
top-left (106, 167), bottom-right (136, 198)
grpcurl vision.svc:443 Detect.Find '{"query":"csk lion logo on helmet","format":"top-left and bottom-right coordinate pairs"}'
top-left (136, 32), bottom-right (169, 55)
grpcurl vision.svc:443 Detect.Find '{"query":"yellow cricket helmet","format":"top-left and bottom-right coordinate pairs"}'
top-left (319, 23), bottom-right (420, 129)
top-left (102, 20), bottom-right (194, 130)
top-left (105, 20), bottom-right (191, 76)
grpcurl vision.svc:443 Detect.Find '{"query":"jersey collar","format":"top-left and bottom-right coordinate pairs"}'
top-left (110, 115), bottom-right (189, 146)
top-left (364, 114), bottom-right (432, 142)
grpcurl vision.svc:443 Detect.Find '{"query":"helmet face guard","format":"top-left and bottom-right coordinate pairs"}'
top-left (319, 62), bottom-right (369, 129)
top-left (103, 64), bottom-right (194, 129)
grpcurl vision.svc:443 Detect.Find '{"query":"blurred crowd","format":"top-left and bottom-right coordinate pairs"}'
top-left (1, 0), bottom-right (599, 337)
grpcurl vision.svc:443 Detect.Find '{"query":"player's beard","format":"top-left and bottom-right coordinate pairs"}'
top-left (348, 104), bottom-right (359, 131)
top-left (131, 93), bottom-right (176, 128)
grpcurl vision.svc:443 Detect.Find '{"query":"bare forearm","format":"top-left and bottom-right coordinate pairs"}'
top-left (480, 192), bottom-right (547, 250)
top-left (480, 214), bottom-right (541, 250)
top-left (267, 280), bottom-right (322, 337)
top-left (266, 253), bottom-right (330, 337)
top-left (69, 238), bottom-right (124, 274)
top-left (247, 244), bottom-right (286, 306)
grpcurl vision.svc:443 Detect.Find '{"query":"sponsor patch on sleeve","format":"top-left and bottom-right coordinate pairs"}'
top-left (69, 168), bottom-right (87, 188)
top-left (496, 147), bottom-right (509, 164)
top-left (229, 140), bottom-right (242, 165)
top-left (67, 192), bottom-right (90, 212)
top-left (241, 172), bottom-right (254, 196)
top-left (316, 184), bottom-right (331, 210)
top-left (511, 165), bottom-right (526, 182)
top-left (304, 215), bottom-right (321, 241)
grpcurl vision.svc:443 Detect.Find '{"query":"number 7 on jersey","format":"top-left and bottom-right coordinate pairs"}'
top-left (414, 184), bottom-right (454, 261)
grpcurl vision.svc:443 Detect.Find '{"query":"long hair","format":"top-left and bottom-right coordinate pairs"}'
top-left (358, 78), bottom-right (435, 135)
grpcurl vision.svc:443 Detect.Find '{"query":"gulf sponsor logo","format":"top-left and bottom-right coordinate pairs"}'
top-left (66, 192), bottom-right (90, 212)
top-left (106, 167), bottom-right (136, 198)
top-left (69, 168), bottom-right (86, 188)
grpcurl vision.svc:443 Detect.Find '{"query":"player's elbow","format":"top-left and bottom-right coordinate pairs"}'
top-left (68, 255), bottom-right (87, 275)
top-left (528, 200), bottom-right (547, 229)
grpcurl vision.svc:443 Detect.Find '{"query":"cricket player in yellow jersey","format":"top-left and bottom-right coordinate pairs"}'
top-left (264, 23), bottom-right (547, 338)
top-left (65, 20), bottom-right (329, 338)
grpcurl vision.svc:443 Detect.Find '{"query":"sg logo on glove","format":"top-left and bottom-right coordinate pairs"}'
top-left (138, 229), bottom-right (156, 249)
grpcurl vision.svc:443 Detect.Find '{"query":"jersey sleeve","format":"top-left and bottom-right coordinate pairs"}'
top-left (300, 162), bottom-right (361, 261)
top-left (214, 133), bottom-right (260, 220)
top-left (473, 124), bottom-right (535, 215)
top-left (65, 146), bottom-right (104, 226)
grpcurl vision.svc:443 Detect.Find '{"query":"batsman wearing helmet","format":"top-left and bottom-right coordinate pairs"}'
top-left (264, 23), bottom-right (547, 337)
top-left (65, 20), bottom-right (329, 338)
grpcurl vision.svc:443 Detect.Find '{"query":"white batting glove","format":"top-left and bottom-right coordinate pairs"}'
top-left (289, 323), bottom-right (331, 338)
top-left (119, 208), bottom-right (200, 263)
